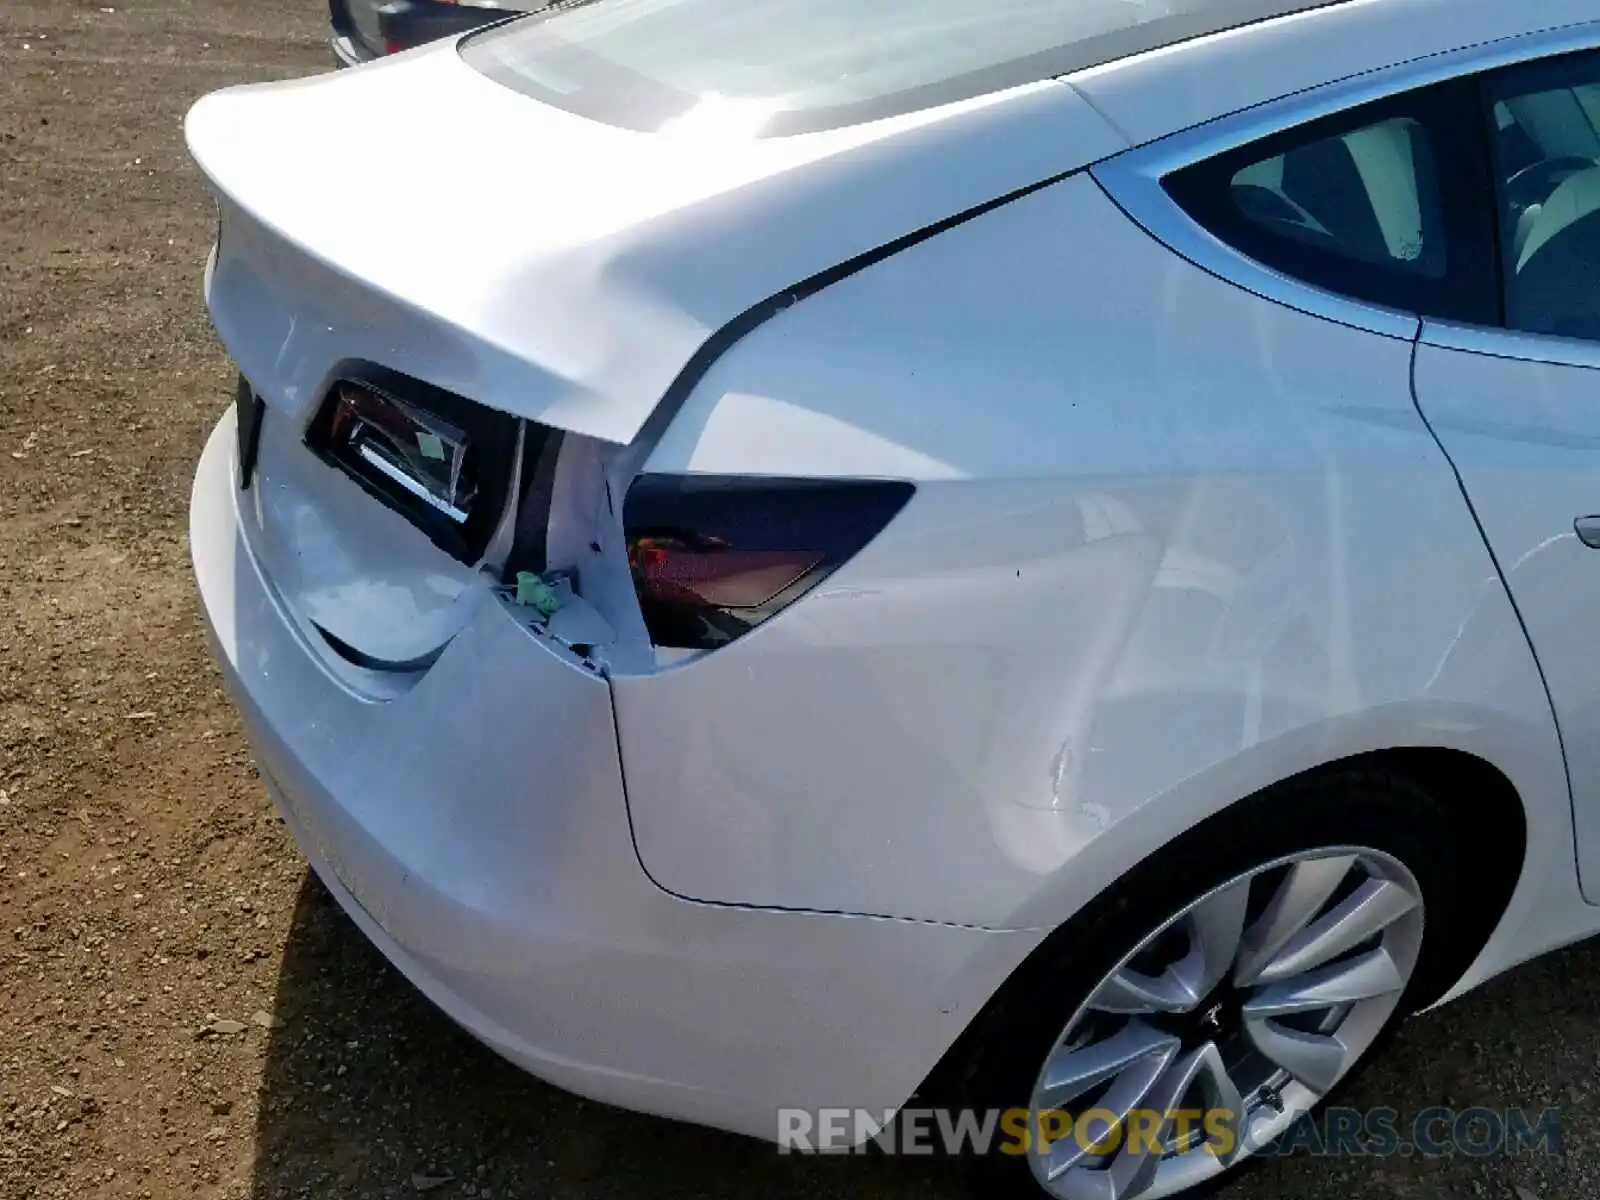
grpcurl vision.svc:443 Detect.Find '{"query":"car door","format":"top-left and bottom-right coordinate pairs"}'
top-left (1412, 45), bottom-right (1600, 903)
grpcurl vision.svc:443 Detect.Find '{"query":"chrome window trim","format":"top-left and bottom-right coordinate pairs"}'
top-left (1089, 19), bottom-right (1600, 343)
top-left (1422, 320), bottom-right (1600, 371)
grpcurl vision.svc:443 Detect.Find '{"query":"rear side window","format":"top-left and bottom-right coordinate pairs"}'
top-left (1225, 117), bottom-right (1443, 273)
top-left (1164, 83), bottom-right (1497, 325)
top-left (1482, 50), bottom-right (1600, 341)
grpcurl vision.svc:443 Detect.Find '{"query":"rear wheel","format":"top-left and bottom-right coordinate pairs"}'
top-left (949, 769), bottom-right (1464, 1200)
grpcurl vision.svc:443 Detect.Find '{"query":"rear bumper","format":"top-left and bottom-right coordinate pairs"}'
top-left (190, 408), bottom-right (1034, 1139)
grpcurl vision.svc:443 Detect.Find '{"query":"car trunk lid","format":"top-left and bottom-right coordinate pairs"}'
top-left (187, 41), bottom-right (1122, 673)
top-left (187, 40), bottom-right (1122, 444)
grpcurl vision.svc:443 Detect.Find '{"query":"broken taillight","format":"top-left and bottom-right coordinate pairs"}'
top-left (623, 474), bottom-right (913, 650)
top-left (306, 369), bottom-right (519, 564)
top-left (324, 380), bottom-right (476, 522)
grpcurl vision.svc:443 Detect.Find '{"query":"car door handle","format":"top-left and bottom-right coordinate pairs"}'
top-left (1576, 516), bottom-right (1600, 549)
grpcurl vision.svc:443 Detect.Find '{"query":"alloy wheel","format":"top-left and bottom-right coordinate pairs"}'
top-left (1026, 847), bottom-right (1425, 1200)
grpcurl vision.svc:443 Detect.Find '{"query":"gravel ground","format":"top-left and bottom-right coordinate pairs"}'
top-left (1, 2), bottom-right (1598, 1198)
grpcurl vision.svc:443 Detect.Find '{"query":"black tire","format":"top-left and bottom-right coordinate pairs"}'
top-left (927, 765), bottom-right (1468, 1198)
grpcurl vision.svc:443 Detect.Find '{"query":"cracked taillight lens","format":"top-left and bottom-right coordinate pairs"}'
top-left (305, 370), bottom-right (518, 564)
top-left (623, 474), bottom-right (913, 650)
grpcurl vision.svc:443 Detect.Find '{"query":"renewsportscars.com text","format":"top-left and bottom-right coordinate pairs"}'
top-left (777, 1105), bottom-right (1562, 1159)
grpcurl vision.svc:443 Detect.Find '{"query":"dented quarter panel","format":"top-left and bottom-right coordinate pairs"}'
top-left (617, 172), bottom-right (1573, 945)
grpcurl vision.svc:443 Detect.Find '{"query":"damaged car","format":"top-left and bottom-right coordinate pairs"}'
top-left (188, 1), bottom-right (1600, 1196)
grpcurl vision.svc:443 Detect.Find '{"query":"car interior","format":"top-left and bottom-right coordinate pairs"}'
top-left (1494, 80), bottom-right (1600, 339)
top-left (1227, 116), bottom-right (1444, 274)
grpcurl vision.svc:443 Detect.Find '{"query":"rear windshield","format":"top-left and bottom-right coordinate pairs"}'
top-left (461, 0), bottom-right (1348, 137)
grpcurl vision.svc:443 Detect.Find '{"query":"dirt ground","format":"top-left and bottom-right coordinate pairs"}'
top-left (2, 2), bottom-right (1600, 1198)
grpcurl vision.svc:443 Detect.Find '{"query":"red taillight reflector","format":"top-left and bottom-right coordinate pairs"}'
top-left (629, 539), bottom-right (825, 610)
top-left (623, 475), bottom-right (913, 650)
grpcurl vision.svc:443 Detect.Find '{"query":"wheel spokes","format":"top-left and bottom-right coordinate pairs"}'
top-left (1038, 1020), bottom-right (1181, 1109)
top-left (1041, 1026), bottom-right (1181, 1179)
top-left (1245, 876), bottom-right (1418, 985)
top-left (1099, 1042), bottom-right (1242, 1196)
top-left (1237, 945), bottom-right (1407, 1095)
top-left (1239, 1019), bottom-right (1350, 1093)
top-left (1044, 1040), bottom-right (1249, 1195)
top-left (1232, 855), bottom-right (1356, 987)
top-left (1087, 879), bottom-right (1255, 1017)
top-left (1088, 965), bottom-right (1200, 1015)
top-left (1240, 946), bottom-right (1407, 1019)
top-left (1181, 878), bottom-right (1251, 998)
top-left (1171, 1039), bottom-right (1246, 1168)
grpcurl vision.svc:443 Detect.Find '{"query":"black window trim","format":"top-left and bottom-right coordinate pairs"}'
top-left (1470, 71), bottom-right (1513, 331)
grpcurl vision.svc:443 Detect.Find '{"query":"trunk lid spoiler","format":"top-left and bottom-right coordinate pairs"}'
top-left (187, 42), bottom-right (1125, 445)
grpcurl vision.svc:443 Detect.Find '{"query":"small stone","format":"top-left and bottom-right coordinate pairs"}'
top-left (250, 1010), bottom-right (274, 1029)
top-left (202, 1019), bottom-right (246, 1036)
top-left (210, 1100), bottom-right (231, 1117)
top-left (410, 1174), bottom-right (454, 1193)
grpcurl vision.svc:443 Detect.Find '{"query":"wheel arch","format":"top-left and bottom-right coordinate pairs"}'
top-left (1374, 746), bottom-right (1527, 1009)
top-left (919, 744), bottom-right (1535, 1107)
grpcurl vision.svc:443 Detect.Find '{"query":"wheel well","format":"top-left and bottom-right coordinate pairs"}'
top-left (1349, 746), bottom-right (1527, 1011)
top-left (915, 746), bottom-right (1527, 1106)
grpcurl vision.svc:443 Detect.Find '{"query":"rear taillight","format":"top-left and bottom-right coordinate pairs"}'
top-left (623, 475), bottom-right (913, 650)
top-left (305, 368), bottom-right (520, 564)
top-left (325, 381), bottom-right (476, 522)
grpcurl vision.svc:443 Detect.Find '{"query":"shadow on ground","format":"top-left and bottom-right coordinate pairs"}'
top-left (249, 871), bottom-right (1599, 1200)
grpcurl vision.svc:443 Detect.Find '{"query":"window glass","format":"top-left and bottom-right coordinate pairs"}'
top-left (1163, 84), bottom-right (1497, 324)
top-left (461, 0), bottom-right (1351, 137)
top-left (1225, 116), bottom-right (1443, 275)
top-left (1485, 52), bottom-right (1600, 340)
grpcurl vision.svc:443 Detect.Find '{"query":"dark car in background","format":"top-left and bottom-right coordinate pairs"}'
top-left (330, 0), bottom-right (538, 64)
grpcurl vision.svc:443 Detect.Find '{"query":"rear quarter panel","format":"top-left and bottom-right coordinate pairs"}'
top-left (615, 171), bottom-right (1571, 944)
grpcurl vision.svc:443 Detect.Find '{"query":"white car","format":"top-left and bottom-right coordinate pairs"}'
top-left (186, 1), bottom-right (1600, 1196)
